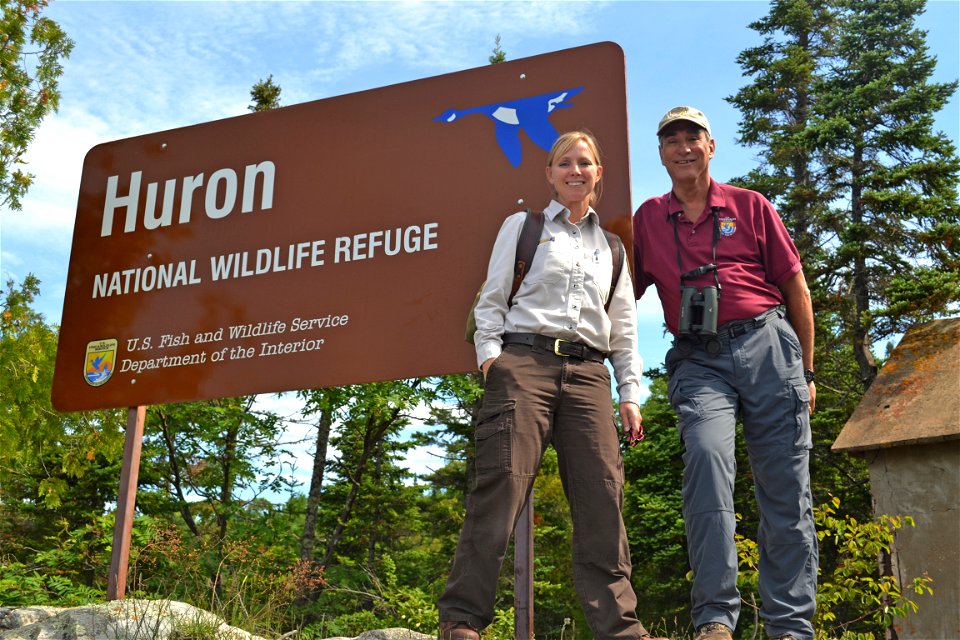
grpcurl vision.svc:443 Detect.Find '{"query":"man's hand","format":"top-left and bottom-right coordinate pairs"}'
top-left (780, 270), bottom-right (816, 416)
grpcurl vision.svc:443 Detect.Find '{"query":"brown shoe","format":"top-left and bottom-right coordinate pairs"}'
top-left (640, 633), bottom-right (671, 640)
top-left (694, 623), bottom-right (734, 640)
top-left (439, 621), bottom-right (480, 640)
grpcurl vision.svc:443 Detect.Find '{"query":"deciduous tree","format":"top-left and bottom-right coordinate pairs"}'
top-left (0, 0), bottom-right (73, 209)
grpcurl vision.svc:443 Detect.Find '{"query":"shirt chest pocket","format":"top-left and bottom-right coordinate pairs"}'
top-left (528, 234), bottom-right (570, 284)
top-left (583, 245), bottom-right (614, 300)
top-left (527, 232), bottom-right (612, 298)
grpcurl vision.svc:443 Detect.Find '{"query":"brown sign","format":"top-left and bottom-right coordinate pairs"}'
top-left (52, 41), bottom-right (632, 411)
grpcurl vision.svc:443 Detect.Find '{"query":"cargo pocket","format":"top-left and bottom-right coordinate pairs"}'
top-left (475, 398), bottom-right (516, 473)
top-left (667, 372), bottom-right (704, 443)
top-left (793, 382), bottom-right (812, 450)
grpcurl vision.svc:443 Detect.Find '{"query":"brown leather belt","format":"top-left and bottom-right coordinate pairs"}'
top-left (502, 333), bottom-right (607, 363)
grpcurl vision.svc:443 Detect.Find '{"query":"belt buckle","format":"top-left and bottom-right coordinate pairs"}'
top-left (554, 339), bottom-right (570, 357)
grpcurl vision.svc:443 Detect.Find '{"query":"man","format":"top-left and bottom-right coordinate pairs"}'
top-left (632, 106), bottom-right (818, 640)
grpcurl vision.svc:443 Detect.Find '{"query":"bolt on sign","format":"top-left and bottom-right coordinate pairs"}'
top-left (52, 41), bottom-right (632, 412)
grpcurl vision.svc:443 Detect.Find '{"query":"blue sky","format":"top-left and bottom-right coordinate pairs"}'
top-left (1, 1), bottom-right (958, 479)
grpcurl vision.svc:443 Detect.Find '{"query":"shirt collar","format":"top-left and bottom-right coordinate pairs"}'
top-left (546, 199), bottom-right (599, 225)
top-left (663, 180), bottom-right (730, 221)
top-left (707, 181), bottom-right (728, 214)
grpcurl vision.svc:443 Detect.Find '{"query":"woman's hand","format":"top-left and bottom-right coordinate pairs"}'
top-left (481, 357), bottom-right (496, 380)
top-left (620, 401), bottom-right (644, 444)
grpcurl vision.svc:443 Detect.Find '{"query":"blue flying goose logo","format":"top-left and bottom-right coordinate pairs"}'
top-left (434, 87), bottom-right (584, 167)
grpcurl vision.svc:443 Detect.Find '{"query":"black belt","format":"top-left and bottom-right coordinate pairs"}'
top-left (715, 306), bottom-right (783, 339)
top-left (502, 333), bottom-right (607, 363)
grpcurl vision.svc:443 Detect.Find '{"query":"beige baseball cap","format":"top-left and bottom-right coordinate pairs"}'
top-left (656, 106), bottom-right (712, 138)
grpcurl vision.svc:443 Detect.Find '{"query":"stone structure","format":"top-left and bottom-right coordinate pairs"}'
top-left (833, 317), bottom-right (959, 640)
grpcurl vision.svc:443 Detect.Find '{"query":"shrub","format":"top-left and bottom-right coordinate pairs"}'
top-left (735, 496), bottom-right (934, 639)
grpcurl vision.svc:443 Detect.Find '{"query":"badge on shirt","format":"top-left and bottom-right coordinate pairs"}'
top-left (719, 217), bottom-right (737, 237)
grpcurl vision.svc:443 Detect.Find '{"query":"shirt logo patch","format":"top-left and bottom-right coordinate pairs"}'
top-left (719, 217), bottom-right (737, 237)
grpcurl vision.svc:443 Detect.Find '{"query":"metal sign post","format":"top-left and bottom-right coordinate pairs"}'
top-left (107, 405), bottom-right (146, 600)
top-left (514, 496), bottom-right (535, 638)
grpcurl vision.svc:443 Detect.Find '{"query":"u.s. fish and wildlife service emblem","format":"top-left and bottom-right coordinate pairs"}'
top-left (719, 217), bottom-right (737, 237)
top-left (84, 338), bottom-right (118, 387)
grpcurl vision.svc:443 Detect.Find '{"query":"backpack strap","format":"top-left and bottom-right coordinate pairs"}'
top-left (601, 229), bottom-right (625, 312)
top-left (508, 209), bottom-right (545, 306)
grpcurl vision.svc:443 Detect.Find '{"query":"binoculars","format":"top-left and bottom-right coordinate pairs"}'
top-left (677, 262), bottom-right (721, 355)
top-left (678, 285), bottom-right (719, 336)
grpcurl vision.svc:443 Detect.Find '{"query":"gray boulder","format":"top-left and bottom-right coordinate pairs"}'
top-left (0, 601), bottom-right (433, 640)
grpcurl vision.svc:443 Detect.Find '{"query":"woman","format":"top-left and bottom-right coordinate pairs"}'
top-left (438, 131), bottom-right (665, 640)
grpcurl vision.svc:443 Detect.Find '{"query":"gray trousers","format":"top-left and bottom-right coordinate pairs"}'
top-left (665, 308), bottom-right (818, 640)
top-left (438, 343), bottom-right (648, 639)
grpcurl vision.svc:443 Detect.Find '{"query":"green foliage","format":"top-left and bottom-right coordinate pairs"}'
top-left (0, 561), bottom-right (101, 605)
top-left (735, 496), bottom-right (934, 639)
top-left (528, 447), bottom-right (585, 636)
top-left (128, 515), bottom-right (323, 636)
top-left (136, 396), bottom-right (292, 548)
top-left (489, 34), bottom-right (506, 64)
top-left (167, 615), bottom-right (225, 640)
top-left (0, 0), bottom-right (73, 209)
top-left (1, 277), bottom-right (127, 575)
top-left (814, 496), bottom-right (934, 638)
top-left (248, 74), bottom-right (281, 112)
top-left (1, 275), bottom-right (60, 473)
top-left (623, 373), bottom-right (689, 622)
top-left (0, 512), bottom-right (130, 605)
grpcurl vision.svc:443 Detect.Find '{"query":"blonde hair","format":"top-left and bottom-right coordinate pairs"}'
top-left (546, 130), bottom-right (603, 207)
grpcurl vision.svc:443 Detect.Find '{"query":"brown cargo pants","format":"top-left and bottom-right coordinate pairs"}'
top-left (437, 342), bottom-right (648, 639)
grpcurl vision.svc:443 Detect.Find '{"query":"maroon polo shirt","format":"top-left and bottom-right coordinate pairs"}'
top-left (633, 180), bottom-right (801, 335)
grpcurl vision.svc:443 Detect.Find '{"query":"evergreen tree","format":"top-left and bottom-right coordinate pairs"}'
top-left (813, 0), bottom-right (960, 387)
top-left (489, 34), bottom-right (506, 65)
top-left (726, 0), bottom-right (871, 522)
top-left (726, 0), bottom-right (958, 523)
top-left (249, 74), bottom-right (281, 112)
top-left (727, 0), bottom-right (838, 264)
top-left (729, 0), bottom-right (960, 390)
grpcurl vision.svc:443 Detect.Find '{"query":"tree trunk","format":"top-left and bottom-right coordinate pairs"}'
top-left (367, 442), bottom-right (384, 570)
top-left (320, 409), bottom-right (400, 569)
top-left (850, 145), bottom-right (878, 388)
top-left (211, 406), bottom-right (240, 604)
top-left (300, 409), bottom-right (333, 563)
top-left (157, 409), bottom-right (199, 537)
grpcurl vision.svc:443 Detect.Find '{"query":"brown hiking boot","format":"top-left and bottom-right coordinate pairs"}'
top-left (439, 621), bottom-right (480, 640)
top-left (694, 622), bottom-right (734, 640)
